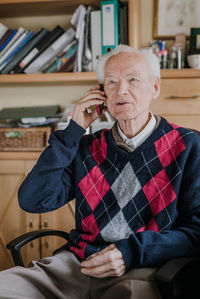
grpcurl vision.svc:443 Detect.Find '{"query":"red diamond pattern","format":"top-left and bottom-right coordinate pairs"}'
top-left (155, 129), bottom-right (186, 168)
top-left (81, 213), bottom-right (100, 242)
top-left (89, 130), bottom-right (108, 165)
top-left (78, 165), bottom-right (110, 211)
top-left (143, 169), bottom-right (176, 216)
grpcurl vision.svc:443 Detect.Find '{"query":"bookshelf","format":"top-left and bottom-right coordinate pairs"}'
top-left (0, 0), bottom-right (199, 83)
top-left (1, 69), bottom-right (200, 84)
top-left (0, 0), bottom-right (141, 82)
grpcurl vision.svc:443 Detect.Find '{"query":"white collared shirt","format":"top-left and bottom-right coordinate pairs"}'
top-left (117, 112), bottom-right (157, 151)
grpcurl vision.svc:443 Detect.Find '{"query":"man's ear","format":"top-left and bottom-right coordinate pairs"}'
top-left (152, 77), bottom-right (160, 99)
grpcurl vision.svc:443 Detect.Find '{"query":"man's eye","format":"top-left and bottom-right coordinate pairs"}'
top-left (109, 80), bottom-right (117, 84)
top-left (129, 78), bottom-right (137, 82)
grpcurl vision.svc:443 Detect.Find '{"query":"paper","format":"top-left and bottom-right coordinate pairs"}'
top-left (71, 5), bottom-right (86, 72)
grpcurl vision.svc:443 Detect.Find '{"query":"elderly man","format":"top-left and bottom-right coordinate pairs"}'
top-left (0, 45), bottom-right (200, 299)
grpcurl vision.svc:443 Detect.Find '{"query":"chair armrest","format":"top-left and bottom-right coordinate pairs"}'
top-left (155, 257), bottom-right (200, 299)
top-left (6, 229), bottom-right (69, 267)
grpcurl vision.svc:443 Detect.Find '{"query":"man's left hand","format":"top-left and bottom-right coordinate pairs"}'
top-left (80, 244), bottom-right (126, 278)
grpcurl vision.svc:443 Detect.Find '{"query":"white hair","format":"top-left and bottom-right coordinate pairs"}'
top-left (95, 44), bottom-right (160, 83)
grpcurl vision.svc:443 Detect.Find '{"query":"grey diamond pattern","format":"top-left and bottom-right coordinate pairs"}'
top-left (101, 210), bottom-right (134, 242)
top-left (111, 161), bottom-right (142, 209)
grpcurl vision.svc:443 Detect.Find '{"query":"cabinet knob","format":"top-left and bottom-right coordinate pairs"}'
top-left (44, 219), bottom-right (48, 228)
top-left (29, 219), bottom-right (33, 228)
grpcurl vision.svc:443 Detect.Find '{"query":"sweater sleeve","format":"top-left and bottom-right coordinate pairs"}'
top-left (18, 120), bottom-right (85, 213)
top-left (115, 134), bottom-right (200, 271)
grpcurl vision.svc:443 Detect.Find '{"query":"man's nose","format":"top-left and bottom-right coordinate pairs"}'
top-left (116, 80), bottom-right (129, 95)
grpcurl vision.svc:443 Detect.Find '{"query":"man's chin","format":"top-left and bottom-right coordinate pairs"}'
top-left (114, 112), bottom-right (136, 121)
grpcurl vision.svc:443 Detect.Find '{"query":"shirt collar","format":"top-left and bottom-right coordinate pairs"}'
top-left (117, 112), bottom-right (157, 150)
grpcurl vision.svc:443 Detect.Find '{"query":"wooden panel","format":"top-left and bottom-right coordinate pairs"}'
top-left (160, 115), bottom-right (200, 131)
top-left (0, 72), bottom-right (98, 84)
top-left (0, 160), bottom-right (25, 174)
top-left (151, 79), bottom-right (200, 115)
top-left (0, 159), bottom-right (40, 270)
top-left (41, 200), bottom-right (75, 258)
top-left (128, 0), bottom-right (141, 48)
top-left (0, 152), bottom-right (41, 160)
top-left (0, 0), bottom-right (100, 17)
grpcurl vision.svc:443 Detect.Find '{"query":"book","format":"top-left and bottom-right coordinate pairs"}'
top-left (71, 5), bottom-right (87, 72)
top-left (0, 27), bottom-right (25, 58)
top-left (0, 23), bottom-right (8, 40)
top-left (0, 30), bottom-right (33, 71)
top-left (24, 27), bottom-right (75, 74)
top-left (1, 28), bottom-right (49, 74)
top-left (90, 10), bottom-right (101, 71)
top-left (119, 3), bottom-right (128, 45)
top-left (0, 105), bottom-right (60, 120)
top-left (57, 39), bottom-right (77, 58)
top-left (13, 25), bottom-right (64, 74)
top-left (44, 41), bottom-right (78, 73)
top-left (42, 39), bottom-right (76, 72)
top-left (0, 29), bottom-right (17, 52)
top-left (57, 53), bottom-right (76, 72)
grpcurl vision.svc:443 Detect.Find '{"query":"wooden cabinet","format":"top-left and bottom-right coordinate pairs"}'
top-left (150, 69), bottom-right (200, 130)
top-left (0, 152), bottom-right (75, 270)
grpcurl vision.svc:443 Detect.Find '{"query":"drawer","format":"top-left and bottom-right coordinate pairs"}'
top-left (161, 115), bottom-right (200, 130)
top-left (0, 160), bottom-right (36, 174)
top-left (150, 78), bottom-right (200, 115)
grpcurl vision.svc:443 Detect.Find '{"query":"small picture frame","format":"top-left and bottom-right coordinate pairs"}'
top-left (189, 28), bottom-right (200, 54)
top-left (153, 0), bottom-right (200, 39)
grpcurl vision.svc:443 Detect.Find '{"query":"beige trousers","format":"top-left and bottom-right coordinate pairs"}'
top-left (0, 251), bottom-right (161, 299)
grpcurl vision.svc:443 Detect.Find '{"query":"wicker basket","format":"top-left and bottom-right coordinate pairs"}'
top-left (0, 127), bottom-right (52, 151)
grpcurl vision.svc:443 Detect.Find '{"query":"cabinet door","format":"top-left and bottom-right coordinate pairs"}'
top-left (41, 200), bottom-right (75, 258)
top-left (0, 159), bottom-right (40, 270)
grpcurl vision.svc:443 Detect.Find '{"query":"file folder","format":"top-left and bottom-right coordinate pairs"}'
top-left (101, 0), bottom-right (119, 55)
top-left (90, 10), bottom-right (102, 71)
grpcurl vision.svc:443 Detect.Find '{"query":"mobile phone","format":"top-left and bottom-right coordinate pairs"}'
top-left (96, 84), bottom-right (105, 116)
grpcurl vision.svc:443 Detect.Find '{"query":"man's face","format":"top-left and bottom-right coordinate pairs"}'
top-left (104, 52), bottom-right (160, 121)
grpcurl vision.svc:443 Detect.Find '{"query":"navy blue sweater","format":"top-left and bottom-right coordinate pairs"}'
top-left (18, 118), bottom-right (200, 271)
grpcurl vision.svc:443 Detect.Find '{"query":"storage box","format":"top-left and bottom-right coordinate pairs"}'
top-left (0, 127), bottom-right (52, 151)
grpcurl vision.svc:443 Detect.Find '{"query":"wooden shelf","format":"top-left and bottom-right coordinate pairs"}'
top-left (0, 0), bottom-right (100, 17)
top-left (0, 69), bottom-right (200, 84)
top-left (0, 72), bottom-right (98, 84)
top-left (161, 69), bottom-right (200, 79)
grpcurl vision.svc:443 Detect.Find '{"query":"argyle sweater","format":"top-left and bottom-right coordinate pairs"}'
top-left (18, 117), bottom-right (200, 271)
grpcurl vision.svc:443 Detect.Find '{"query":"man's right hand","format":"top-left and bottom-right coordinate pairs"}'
top-left (72, 85), bottom-right (106, 130)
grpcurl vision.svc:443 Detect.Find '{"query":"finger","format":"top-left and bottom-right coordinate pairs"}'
top-left (78, 99), bottom-right (105, 113)
top-left (81, 263), bottom-right (126, 278)
top-left (85, 109), bottom-right (99, 124)
top-left (81, 247), bottom-right (122, 268)
top-left (81, 258), bottom-right (124, 275)
top-left (81, 90), bottom-right (105, 101)
top-left (94, 245), bottom-right (123, 260)
top-left (89, 85), bottom-right (101, 91)
top-left (96, 244), bottom-right (116, 254)
top-left (79, 93), bottom-right (106, 105)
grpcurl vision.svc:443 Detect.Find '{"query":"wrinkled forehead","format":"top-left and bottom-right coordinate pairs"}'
top-left (105, 52), bottom-right (149, 75)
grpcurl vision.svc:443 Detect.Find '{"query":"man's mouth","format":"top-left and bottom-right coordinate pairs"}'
top-left (116, 102), bottom-right (130, 105)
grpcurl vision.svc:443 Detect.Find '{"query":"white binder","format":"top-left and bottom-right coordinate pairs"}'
top-left (101, 0), bottom-right (119, 55)
top-left (90, 10), bottom-right (102, 71)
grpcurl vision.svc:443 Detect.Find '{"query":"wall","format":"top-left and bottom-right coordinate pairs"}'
top-left (0, 1), bottom-right (154, 110)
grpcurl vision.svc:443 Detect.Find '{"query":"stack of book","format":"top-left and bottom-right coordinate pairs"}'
top-left (0, 23), bottom-right (77, 74)
top-left (0, 0), bottom-right (128, 74)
